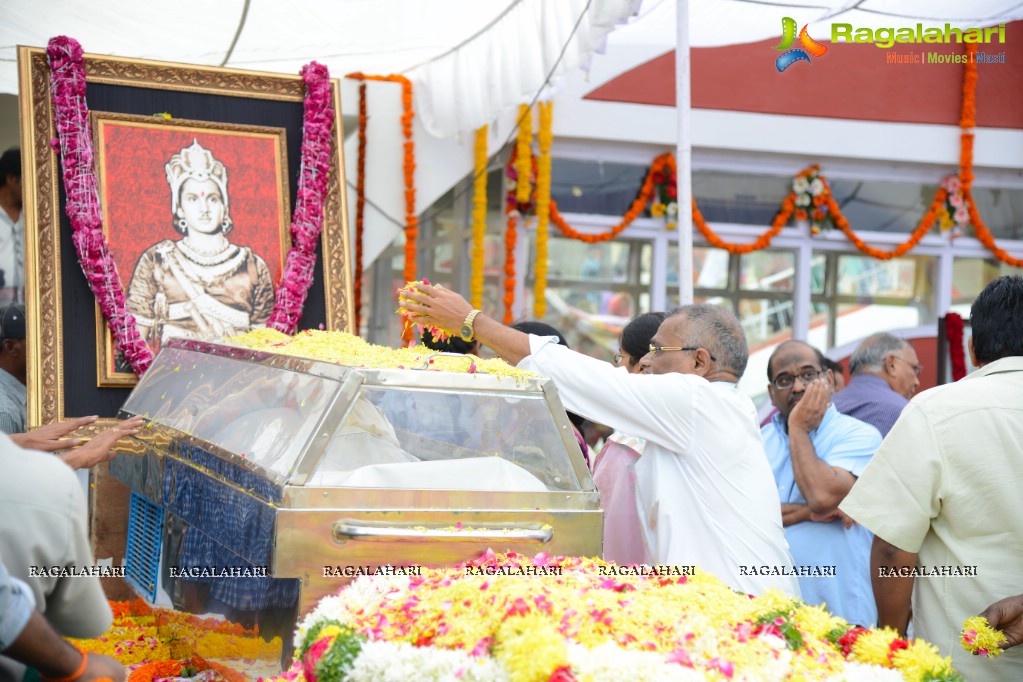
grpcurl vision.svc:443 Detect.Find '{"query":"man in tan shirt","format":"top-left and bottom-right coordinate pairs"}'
top-left (841, 275), bottom-right (1023, 681)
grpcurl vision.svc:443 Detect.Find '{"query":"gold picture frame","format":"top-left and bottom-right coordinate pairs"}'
top-left (91, 113), bottom-right (292, 387)
top-left (19, 47), bottom-right (352, 425)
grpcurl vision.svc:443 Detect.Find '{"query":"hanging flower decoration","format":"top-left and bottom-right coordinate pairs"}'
top-left (273, 551), bottom-right (963, 682)
top-left (936, 175), bottom-right (969, 239)
top-left (515, 104), bottom-right (534, 206)
top-left (650, 165), bottom-right (679, 230)
top-left (470, 126), bottom-right (488, 310)
top-left (46, 36), bottom-right (335, 375)
top-left (347, 73), bottom-right (418, 343)
top-left (354, 82), bottom-right (368, 333)
top-left (46, 36), bottom-right (154, 374)
top-left (533, 101), bottom-right (553, 318)
top-left (267, 60), bottom-right (336, 335)
top-left (961, 616), bottom-right (1007, 658)
top-left (792, 165), bottom-right (833, 235)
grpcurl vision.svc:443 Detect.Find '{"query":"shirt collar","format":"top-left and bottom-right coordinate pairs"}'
top-left (771, 403), bottom-right (837, 438)
top-left (964, 355), bottom-right (1023, 379)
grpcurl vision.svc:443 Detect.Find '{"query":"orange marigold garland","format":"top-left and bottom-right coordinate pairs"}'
top-left (533, 102), bottom-right (553, 318)
top-left (956, 43), bottom-right (1022, 266)
top-left (547, 153), bottom-right (665, 243)
top-left (347, 72), bottom-right (418, 343)
top-left (470, 126), bottom-right (488, 310)
top-left (354, 82), bottom-right (367, 333)
top-left (503, 214), bottom-right (517, 324)
top-left (828, 188), bottom-right (946, 260)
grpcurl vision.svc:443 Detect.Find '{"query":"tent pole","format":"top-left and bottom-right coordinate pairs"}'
top-left (675, 0), bottom-right (694, 305)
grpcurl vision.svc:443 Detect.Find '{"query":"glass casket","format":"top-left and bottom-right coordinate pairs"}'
top-left (111, 338), bottom-right (602, 634)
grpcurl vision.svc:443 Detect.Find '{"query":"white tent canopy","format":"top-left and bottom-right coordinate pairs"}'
top-left (3, 0), bottom-right (1021, 137)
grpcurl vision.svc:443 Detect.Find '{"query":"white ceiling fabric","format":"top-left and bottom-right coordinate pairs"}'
top-left (1, 0), bottom-right (1021, 138)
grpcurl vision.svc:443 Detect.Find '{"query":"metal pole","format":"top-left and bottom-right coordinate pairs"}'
top-left (675, 0), bottom-right (694, 304)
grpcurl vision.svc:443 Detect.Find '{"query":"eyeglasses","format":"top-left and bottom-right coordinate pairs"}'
top-left (893, 356), bottom-right (923, 377)
top-left (613, 352), bottom-right (626, 366)
top-left (648, 345), bottom-right (717, 362)
top-left (771, 368), bottom-right (824, 390)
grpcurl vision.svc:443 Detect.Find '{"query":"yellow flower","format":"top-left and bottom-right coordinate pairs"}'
top-left (893, 640), bottom-right (956, 682)
top-left (650, 202), bottom-right (667, 217)
top-left (961, 615), bottom-right (1007, 657)
top-left (850, 627), bottom-right (901, 667)
top-left (664, 221), bottom-right (678, 231)
top-left (791, 604), bottom-right (846, 641)
top-left (493, 613), bottom-right (568, 682)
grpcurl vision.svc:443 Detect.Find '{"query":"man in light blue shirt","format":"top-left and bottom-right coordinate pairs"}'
top-left (761, 340), bottom-right (882, 626)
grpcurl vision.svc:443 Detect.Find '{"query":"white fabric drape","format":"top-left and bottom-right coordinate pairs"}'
top-left (410, 0), bottom-right (640, 138)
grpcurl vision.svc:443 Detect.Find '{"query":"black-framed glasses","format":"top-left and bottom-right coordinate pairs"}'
top-left (892, 356), bottom-right (923, 377)
top-left (648, 345), bottom-right (717, 362)
top-left (771, 368), bottom-right (824, 390)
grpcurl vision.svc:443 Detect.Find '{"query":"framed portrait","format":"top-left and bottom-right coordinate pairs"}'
top-left (92, 114), bottom-right (292, 387)
top-left (19, 47), bottom-right (352, 425)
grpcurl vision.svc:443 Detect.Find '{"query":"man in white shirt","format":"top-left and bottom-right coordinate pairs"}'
top-left (402, 284), bottom-right (799, 598)
top-left (0, 148), bottom-right (24, 305)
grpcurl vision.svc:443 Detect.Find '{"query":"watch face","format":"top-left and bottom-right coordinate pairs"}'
top-left (460, 325), bottom-right (472, 340)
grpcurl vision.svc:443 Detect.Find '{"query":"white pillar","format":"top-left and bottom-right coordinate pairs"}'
top-left (675, 0), bottom-right (694, 304)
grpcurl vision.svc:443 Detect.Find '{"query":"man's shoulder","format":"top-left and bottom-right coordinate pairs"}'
top-left (0, 440), bottom-right (81, 506)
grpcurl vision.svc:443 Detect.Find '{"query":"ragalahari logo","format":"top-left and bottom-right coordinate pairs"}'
top-left (774, 17), bottom-right (829, 72)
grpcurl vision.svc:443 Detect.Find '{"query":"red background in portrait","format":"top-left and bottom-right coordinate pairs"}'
top-left (98, 121), bottom-right (288, 288)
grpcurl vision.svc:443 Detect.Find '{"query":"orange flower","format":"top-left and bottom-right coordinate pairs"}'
top-left (795, 209), bottom-right (808, 221)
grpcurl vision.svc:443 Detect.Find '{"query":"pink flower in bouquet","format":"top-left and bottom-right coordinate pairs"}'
top-left (948, 192), bottom-right (963, 208)
top-left (302, 636), bottom-right (333, 682)
top-left (942, 175), bottom-right (961, 193)
top-left (954, 207), bottom-right (970, 225)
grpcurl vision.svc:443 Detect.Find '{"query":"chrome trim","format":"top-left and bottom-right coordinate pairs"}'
top-left (333, 520), bottom-right (553, 543)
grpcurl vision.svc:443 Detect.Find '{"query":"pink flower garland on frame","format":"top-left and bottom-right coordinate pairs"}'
top-left (267, 61), bottom-right (335, 333)
top-left (46, 36), bottom-right (154, 373)
top-left (46, 36), bottom-right (335, 374)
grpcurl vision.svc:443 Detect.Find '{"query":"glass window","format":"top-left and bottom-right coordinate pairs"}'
top-left (692, 171), bottom-right (791, 226)
top-left (309, 386), bottom-right (582, 492)
top-left (950, 257), bottom-right (1023, 315)
top-left (667, 245), bottom-right (730, 290)
top-left (812, 252), bottom-right (937, 350)
top-left (549, 159), bottom-right (649, 216)
top-left (835, 254), bottom-right (926, 299)
top-left (524, 235), bottom-right (652, 357)
top-left (739, 251), bottom-right (795, 292)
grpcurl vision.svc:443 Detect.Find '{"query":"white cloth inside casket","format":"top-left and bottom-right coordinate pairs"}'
top-left (310, 456), bottom-right (548, 491)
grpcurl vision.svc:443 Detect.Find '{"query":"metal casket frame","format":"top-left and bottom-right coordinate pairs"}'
top-left (111, 339), bottom-right (603, 615)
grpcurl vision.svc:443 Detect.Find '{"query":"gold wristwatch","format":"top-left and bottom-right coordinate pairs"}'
top-left (460, 309), bottom-right (481, 342)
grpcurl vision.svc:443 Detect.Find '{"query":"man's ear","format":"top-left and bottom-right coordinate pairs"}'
top-left (968, 335), bottom-right (979, 368)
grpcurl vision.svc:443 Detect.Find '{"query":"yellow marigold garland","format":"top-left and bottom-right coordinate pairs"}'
top-left (533, 101), bottom-right (553, 318)
top-left (470, 126), bottom-right (488, 310)
top-left (515, 104), bottom-right (533, 205)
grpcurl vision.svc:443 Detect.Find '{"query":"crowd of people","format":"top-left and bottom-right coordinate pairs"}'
top-left (405, 274), bottom-right (1023, 681)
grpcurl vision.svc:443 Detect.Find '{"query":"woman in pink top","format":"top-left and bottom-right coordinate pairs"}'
top-left (592, 311), bottom-right (666, 565)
